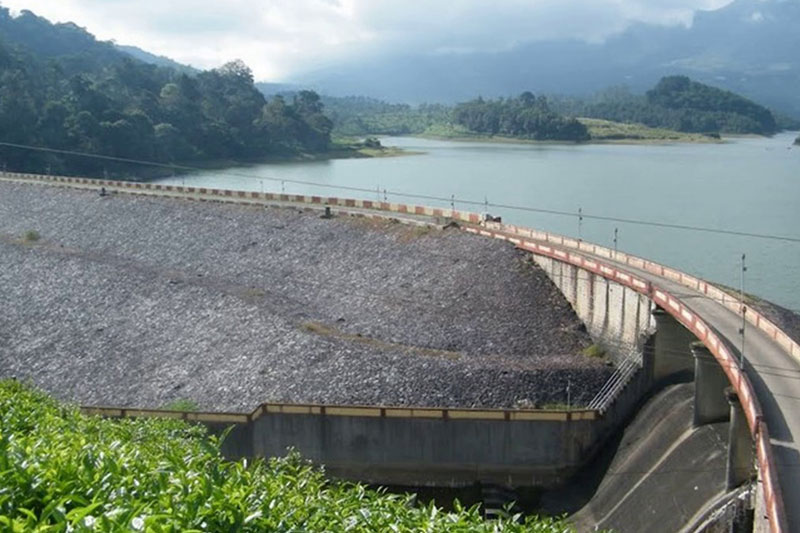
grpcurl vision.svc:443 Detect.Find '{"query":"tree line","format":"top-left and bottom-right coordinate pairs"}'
top-left (0, 8), bottom-right (332, 178)
top-left (325, 77), bottom-right (787, 140)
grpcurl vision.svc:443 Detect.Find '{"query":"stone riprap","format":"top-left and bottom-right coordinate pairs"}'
top-left (0, 181), bottom-right (611, 411)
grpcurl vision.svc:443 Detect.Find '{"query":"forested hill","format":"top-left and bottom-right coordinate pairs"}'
top-left (647, 76), bottom-right (776, 133)
top-left (0, 8), bottom-right (332, 177)
top-left (551, 76), bottom-right (778, 135)
top-left (452, 93), bottom-right (589, 141)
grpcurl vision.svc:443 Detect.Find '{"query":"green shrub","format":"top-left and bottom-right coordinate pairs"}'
top-left (581, 344), bottom-right (607, 359)
top-left (22, 229), bottom-right (40, 242)
top-left (161, 398), bottom-right (200, 411)
top-left (0, 380), bottom-right (580, 532)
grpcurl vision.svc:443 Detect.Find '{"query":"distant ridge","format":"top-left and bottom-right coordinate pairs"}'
top-left (116, 44), bottom-right (198, 75)
top-left (291, 0), bottom-right (800, 117)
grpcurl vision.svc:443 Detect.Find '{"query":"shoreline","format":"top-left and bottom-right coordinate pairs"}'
top-left (99, 144), bottom-right (420, 182)
top-left (412, 133), bottom-right (723, 146)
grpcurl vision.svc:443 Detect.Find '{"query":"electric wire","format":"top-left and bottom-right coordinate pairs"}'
top-left (2, 140), bottom-right (799, 244)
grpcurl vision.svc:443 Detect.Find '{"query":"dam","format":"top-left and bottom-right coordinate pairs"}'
top-left (0, 172), bottom-right (795, 533)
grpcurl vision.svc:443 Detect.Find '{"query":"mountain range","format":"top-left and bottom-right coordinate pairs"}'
top-left (290, 0), bottom-right (800, 117)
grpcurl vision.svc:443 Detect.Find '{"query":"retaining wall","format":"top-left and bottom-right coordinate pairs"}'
top-left (84, 403), bottom-right (604, 487)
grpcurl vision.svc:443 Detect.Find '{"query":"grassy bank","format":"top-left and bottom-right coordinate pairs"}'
top-left (415, 120), bottom-right (722, 145)
top-left (578, 118), bottom-right (722, 143)
top-left (0, 381), bottom-right (582, 531)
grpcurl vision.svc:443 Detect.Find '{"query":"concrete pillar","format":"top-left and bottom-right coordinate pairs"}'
top-left (725, 388), bottom-right (756, 490)
top-left (692, 342), bottom-right (731, 426)
top-left (753, 469), bottom-right (770, 533)
top-left (648, 307), bottom-right (695, 387)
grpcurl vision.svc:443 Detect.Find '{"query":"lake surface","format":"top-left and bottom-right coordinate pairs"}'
top-left (158, 132), bottom-right (800, 310)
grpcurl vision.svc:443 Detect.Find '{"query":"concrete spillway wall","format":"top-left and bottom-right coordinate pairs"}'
top-left (531, 254), bottom-right (655, 359)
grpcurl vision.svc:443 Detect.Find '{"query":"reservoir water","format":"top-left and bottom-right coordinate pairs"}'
top-left (158, 132), bottom-right (800, 310)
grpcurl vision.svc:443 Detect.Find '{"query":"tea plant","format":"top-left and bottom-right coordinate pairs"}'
top-left (0, 380), bottom-right (580, 532)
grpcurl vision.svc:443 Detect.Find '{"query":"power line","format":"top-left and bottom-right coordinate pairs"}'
top-left (2, 140), bottom-right (800, 244)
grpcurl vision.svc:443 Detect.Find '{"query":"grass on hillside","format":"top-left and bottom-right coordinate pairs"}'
top-left (0, 380), bottom-right (584, 532)
top-left (577, 118), bottom-right (721, 143)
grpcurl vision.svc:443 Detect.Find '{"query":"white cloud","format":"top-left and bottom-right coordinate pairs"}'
top-left (0, 0), bottom-right (733, 80)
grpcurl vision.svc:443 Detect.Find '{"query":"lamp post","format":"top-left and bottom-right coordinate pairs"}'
top-left (739, 253), bottom-right (747, 371)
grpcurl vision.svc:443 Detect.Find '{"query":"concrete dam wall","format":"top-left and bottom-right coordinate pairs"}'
top-left (4, 172), bottom-right (791, 532)
top-left (77, 252), bottom-right (655, 490)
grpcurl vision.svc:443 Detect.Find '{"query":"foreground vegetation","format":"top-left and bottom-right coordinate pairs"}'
top-left (0, 381), bottom-right (579, 532)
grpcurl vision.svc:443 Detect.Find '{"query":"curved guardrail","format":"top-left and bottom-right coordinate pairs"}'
top-left (476, 225), bottom-right (788, 533)
top-left (0, 170), bottom-right (790, 532)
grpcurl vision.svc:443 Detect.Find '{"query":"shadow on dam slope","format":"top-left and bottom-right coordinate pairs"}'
top-left (541, 383), bottom-right (729, 533)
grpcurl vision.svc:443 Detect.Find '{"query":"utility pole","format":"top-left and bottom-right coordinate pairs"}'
top-left (739, 253), bottom-right (747, 371)
top-left (566, 380), bottom-right (572, 411)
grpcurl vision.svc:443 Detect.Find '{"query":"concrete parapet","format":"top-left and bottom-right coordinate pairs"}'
top-left (692, 342), bottom-right (731, 427)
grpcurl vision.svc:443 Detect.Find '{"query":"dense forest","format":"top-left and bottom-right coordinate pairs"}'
top-left (0, 8), bottom-right (332, 177)
top-left (321, 96), bottom-right (450, 136)
top-left (315, 78), bottom-right (784, 141)
top-left (550, 77), bottom-right (779, 135)
top-left (452, 92), bottom-right (589, 141)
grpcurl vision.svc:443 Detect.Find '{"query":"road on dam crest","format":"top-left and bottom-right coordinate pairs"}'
top-left (516, 231), bottom-right (800, 533)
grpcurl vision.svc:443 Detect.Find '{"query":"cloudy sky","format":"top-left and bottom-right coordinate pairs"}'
top-left (2, 0), bottom-right (734, 81)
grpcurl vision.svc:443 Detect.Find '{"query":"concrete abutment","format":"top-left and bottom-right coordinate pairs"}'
top-left (692, 341), bottom-right (732, 427)
top-left (649, 307), bottom-right (696, 387)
